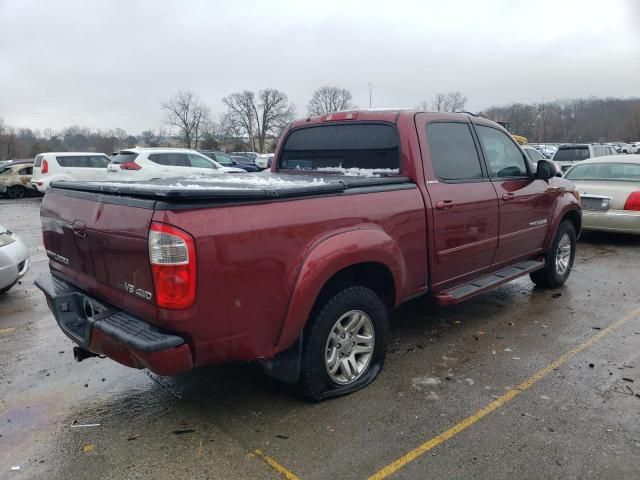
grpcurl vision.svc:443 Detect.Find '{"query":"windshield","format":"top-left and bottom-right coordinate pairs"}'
top-left (554, 147), bottom-right (590, 162)
top-left (279, 123), bottom-right (400, 174)
top-left (565, 162), bottom-right (640, 182)
top-left (214, 153), bottom-right (235, 165)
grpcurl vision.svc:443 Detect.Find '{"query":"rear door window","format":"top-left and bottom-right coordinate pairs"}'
top-left (279, 123), bottom-right (400, 173)
top-left (426, 122), bottom-right (484, 181)
top-left (148, 153), bottom-right (190, 167)
top-left (476, 125), bottom-right (529, 178)
top-left (19, 167), bottom-right (33, 175)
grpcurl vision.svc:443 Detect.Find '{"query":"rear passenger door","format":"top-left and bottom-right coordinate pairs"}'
top-left (417, 116), bottom-right (499, 289)
top-left (474, 124), bottom-right (556, 266)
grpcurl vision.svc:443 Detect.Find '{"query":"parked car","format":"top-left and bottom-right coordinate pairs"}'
top-left (199, 151), bottom-right (260, 172)
top-left (529, 144), bottom-right (557, 159)
top-left (630, 142), bottom-right (640, 154)
top-left (254, 153), bottom-right (274, 169)
top-left (31, 152), bottom-right (111, 193)
top-left (35, 110), bottom-right (580, 401)
top-left (229, 151), bottom-right (259, 162)
top-left (106, 148), bottom-right (245, 181)
top-left (0, 163), bottom-right (34, 198)
top-left (523, 146), bottom-right (547, 165)
top-left (0, 225), bottom-right (30, 295)
top-left (552, 144), bottom-right (615, 173)
top-left (564, 155), bottom-right (640, 234)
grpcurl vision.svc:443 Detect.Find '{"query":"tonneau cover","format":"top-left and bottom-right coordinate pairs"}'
top-left (50, 173), bottom-right (412, 200)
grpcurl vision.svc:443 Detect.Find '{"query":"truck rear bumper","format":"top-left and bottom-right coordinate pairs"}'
top-left (35, 272), bottom-right (193, 376)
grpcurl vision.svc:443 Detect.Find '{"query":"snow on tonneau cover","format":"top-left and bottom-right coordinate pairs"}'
top-left (41, 172), bottom-right (409, 325)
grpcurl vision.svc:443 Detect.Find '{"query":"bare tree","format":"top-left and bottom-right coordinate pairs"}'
top-left (223, 88), bottom-right (295, 153)
top-left (307, 86), bottom-right (355, 116)
top-left (222, 90), bottom-right (258, 151)
top-left (162, 90), bottom-right (210, 149)
top-left (428, 92), bottom-right (468, 112)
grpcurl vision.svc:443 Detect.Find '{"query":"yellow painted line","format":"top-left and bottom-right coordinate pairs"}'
top-left (252, 449), bottom-right (300, 480)
top-left (0, 327), bottom-right (16, 335)
top-left (369, 306), bottom-right (640, 480)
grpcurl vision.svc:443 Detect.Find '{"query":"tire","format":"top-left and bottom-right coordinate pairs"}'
top-left (0, 283), bottom-right (16, 295)
top-left (297, 286), bottom-right (388, 402)
top-left (7, 185), bottom-right (27, 199)
top-left (530, 220), bottom-right (576, 288)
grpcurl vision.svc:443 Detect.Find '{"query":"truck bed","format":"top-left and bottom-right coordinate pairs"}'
top-left (52, 173), bottom-right (413, 202)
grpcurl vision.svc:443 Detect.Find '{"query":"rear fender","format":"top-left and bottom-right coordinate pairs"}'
top-left (275, 228), bottom-right (404, 352)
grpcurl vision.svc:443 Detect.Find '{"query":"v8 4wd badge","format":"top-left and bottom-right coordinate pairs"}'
top-left (118, 281), bottom-right (152, 301)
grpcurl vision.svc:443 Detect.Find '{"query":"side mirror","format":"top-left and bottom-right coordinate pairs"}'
top-left (536, 159), bottom-right (557, 180)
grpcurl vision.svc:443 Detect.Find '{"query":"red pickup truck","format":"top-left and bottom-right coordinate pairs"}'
top-left (36, 110), bottom-right (581, 401)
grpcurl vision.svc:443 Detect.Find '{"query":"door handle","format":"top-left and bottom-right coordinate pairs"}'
top-left (436, 200), bottom-right (455, 210)
top-left (72, 220), bottom-right (87, 238)
top-left (502, 192), bottom-right (515, 201)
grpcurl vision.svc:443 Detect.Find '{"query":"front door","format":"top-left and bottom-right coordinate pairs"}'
top-left (473, 124), bottom-right (555, 266)
top-left (417, 116), bottom-right (500, 289)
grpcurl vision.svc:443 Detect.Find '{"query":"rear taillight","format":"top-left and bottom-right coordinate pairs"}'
top-left (624, 191), bottom-right (640, 211)
top-left (148, 222), bottom-right (196, 309)
top-left (120, 161), bottom-right (141, 170)
top-left (41, 159), bottom-right (49, 174)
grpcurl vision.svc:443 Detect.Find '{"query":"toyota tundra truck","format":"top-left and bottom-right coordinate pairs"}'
top-left (35, 110), bottom-right (581, 401)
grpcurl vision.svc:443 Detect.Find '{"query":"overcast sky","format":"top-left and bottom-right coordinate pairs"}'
top-left (1, 0), bottom-right (639, 134)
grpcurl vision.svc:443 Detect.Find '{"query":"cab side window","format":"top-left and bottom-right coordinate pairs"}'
top-left (476, 126), bottom-right (529, 178)
top-left (426, 122), bottom-right (484, 181)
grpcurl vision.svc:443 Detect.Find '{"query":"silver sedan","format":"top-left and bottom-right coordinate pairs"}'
top-left (0, 224), bottom-right (30, 294)
top-left (564, 155), bottom-right (640, 234)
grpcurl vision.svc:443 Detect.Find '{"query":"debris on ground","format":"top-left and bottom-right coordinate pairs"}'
top-left (412, 375), bottom-right (441, 389)
top-left (552, 293), bottom-right (562, 298)
top-left (622, 378), bottom-right (634, 383)
top-left (82, 444), bottom-right (95, 453)
top-left (10, 466), bottom-right (20, 471)
top-left (172, 429), bottom-right (195, 435)
top-left (275, 434), bottom-right (289, 440)
top-left (71, 419), bottom-right (101, 428)
top-left (589, 363), bottom-right (595, 368)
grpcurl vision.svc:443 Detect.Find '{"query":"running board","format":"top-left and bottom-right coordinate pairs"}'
top-left (433, 259), bottom-right (545, 306)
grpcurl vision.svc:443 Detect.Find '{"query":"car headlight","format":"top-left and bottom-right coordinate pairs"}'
top-left (0, 230), bottom-right (15, 247)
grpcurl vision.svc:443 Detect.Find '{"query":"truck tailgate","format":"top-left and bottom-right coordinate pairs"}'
top-left (41, 189), bottom-right (158, 323)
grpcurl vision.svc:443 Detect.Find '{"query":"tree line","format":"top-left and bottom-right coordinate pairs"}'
top-left (481, 97), bottom-right (640, 143)
top-left (1, 90), bottom-right (639, 161)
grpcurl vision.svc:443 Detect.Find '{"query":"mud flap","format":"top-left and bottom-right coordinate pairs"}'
top-left (260, 335), bottom-right (303, 385)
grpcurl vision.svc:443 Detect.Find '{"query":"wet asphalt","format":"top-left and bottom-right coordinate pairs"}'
top-left (1, 197), bottom-right (639, 480)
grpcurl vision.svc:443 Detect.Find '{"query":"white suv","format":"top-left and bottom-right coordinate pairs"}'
top-left (31, 152), bottom-right (110, 193)
top-left (106, 148), bottom-right (244, 181)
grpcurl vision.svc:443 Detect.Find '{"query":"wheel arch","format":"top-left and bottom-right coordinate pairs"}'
top-left (274, 229), bottom-right (403, 353)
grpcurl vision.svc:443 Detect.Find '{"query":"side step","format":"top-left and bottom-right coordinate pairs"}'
top-left (433, 259), bottom-right (545, 306)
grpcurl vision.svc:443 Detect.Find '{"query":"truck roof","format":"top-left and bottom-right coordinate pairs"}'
top-left (292, 109), bottom-right (479, 129)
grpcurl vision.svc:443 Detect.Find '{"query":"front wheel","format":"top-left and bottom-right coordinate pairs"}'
top-left (7, 185), bottom-right (27, 199)
top-left (297, 286), bottom-right (388, 402)
top-left (530, 220), bottom-right (576, 288)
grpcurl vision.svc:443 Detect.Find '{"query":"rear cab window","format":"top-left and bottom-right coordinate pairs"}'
top-left (34, 155), bottom-right (43, 167)
top-left (278, 123), bottom-right (400, 175)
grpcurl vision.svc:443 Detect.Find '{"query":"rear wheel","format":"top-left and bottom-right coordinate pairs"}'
top-left (7, 185), bottom-right (27, 199)
top-left (530, 220), bottom-right (576, 288)
top-left (298, 286), bottom-right (388, 402)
